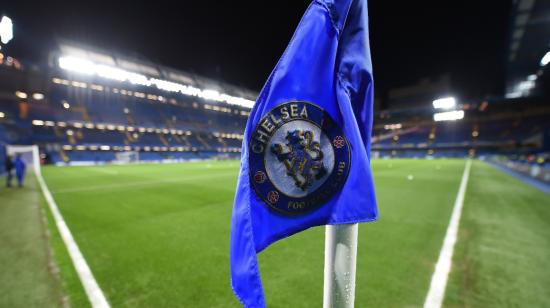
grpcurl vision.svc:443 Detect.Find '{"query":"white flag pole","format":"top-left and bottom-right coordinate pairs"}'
top-left (323, 223), bottom-right (359, 308)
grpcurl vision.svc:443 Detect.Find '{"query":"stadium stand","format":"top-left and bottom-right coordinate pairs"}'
top-left (371, 99), bottom-right (550, 160)
top-left (0, 42), bottom-right (250, 164)
top-left (0, 41), bottom-right (549, 172)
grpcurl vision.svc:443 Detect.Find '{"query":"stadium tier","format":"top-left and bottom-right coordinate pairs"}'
top-left (371, 100), bottom-right (550, 159)
top-left (1, 42), bottom-right (549, 165)
top-left (0, 42), bottom-right (253, 164)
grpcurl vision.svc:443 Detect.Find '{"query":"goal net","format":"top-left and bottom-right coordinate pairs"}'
top-left (115, 151), bottom-right (139, 164)
top-left (5, 145), bottom-right (41, 175)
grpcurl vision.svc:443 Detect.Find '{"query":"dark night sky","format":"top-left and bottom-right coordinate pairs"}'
top-left (2, 0), bottom-right (511, 101)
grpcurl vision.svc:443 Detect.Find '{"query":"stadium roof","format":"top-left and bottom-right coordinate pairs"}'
top-left (52, 40), bottom-right (258, 108)
top-left (506, 0), bottom-right (550, 98)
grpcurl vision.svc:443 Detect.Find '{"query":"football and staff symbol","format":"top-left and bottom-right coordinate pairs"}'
top-left (254, 171), bottom-right (267, 183)
top-left (333, 136), bottom-right (345, 149)
top-left (267, 191), bottom-right (279, 204)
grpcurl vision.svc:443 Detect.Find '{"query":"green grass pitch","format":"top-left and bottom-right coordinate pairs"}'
top-left (2, 159), bottom-right (549, 307)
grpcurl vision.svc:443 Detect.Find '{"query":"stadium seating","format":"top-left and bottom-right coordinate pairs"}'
top-left (1, 53), bottom-right (548, 165)
top-left (370, 100), bottom-right (550, 159)
top-left (0, 64), bottom-right (249, 164)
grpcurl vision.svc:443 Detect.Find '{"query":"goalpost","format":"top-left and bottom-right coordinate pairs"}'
top-left (115, 151), bottom-right (139, 164)
top-left (5, 145), bottom-right (41, 176)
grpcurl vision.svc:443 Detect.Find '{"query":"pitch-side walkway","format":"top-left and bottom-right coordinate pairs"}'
top-left (0, 174), bottom-right (63, 307)
top-left (487, 161), bottom-right (550, 196)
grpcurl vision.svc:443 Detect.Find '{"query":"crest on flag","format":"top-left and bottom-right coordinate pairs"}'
top-left (249, 101), bottom-right (351, 215)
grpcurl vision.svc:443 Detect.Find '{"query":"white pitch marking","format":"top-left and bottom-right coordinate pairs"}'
top-left (35, 170), bottom-right (110, 308)
top-left (423, 159), bottom-right (472, 308)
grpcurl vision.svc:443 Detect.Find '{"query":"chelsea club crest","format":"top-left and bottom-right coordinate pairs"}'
top-left (249, 101), bottom-right (351, 215)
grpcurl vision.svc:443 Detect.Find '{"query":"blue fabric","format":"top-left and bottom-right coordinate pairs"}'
top-left (14, 157), bottom-right (26, 186)
top-left (14, 157), bottom-right (25, 176)
top-left (230, 0), bottom-right (377, 306)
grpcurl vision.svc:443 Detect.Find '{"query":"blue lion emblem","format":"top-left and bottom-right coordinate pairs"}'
top-left (271, 130), bottom-right (326, 191)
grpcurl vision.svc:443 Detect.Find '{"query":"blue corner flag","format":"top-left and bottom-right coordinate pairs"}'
top-left (230, 0), bottom-right (377, 306)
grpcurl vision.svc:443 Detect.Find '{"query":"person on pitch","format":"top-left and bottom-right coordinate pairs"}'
top-left (14, 154), bottom-right (26, 188)
top-left (4, 155), bottom-right (14, 188)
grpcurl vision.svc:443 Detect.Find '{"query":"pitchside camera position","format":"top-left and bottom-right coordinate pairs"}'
top-left (0, 0), bottom-right (549, 307)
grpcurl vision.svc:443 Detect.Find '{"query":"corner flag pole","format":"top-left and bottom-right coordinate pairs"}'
top-left (323, 223), bottom-right (359, 308)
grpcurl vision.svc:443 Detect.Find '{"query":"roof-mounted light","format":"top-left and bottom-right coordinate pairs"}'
top-left (57, 55), bottom-right (255, 108)
top-left (432, 97), bottom-right (456, 109)
top-left (0, 16), bottom-right (13, 44)
top-left (433, 110), bottom-right (464, 122)
top-left (540, 51), bottom-right (550, 66)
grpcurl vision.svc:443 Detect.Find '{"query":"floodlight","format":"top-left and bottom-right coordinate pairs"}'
top-left (433, 110), bottom-right (464, 122)
top-left (59, 56), bottom-right (95, 74)
top-left (383, 123), bottom-right (402, 130)
top-left (505, 91), bottom-right (522, 99)
top-left (517, 80), bottom-right (535, 91)
top-left (201, 89), bottom-right (222, 101)
top-left (432, 97), bottom-right (456, 109)
top-left (15, 90), bottom-right (27, 99)
top-left (541, 52), bottom-right (550, 66)
top-left (57, 54), bottom-right (255, 108)
top-left (32, 93), bottom-right (45, 100)
top-left (0, 16), bottom-right (13, 44)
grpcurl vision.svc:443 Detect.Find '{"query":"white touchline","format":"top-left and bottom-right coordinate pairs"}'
top-left (35, 171), bottom-right (110, 308)
top-left (423, 159), bottom-right (472, 308)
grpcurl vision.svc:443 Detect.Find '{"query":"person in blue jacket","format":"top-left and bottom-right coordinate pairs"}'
top-left (14, 154), bottom-right (26, 188)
